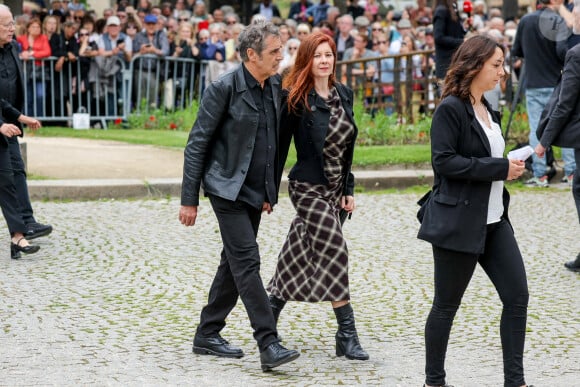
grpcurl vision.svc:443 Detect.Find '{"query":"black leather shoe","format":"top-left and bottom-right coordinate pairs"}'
top-left (10, 240), bottom-right (40, 260)
top-left (564, 254), bottom-right (580, 272)
top-left (192, 335), bottom-right (244, 358)
top-left (260, 342), bottom-right (300, 372)
top-left (25, 222), bottom-right (53, 240)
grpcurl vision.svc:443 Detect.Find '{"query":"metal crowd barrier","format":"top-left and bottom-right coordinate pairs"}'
top-left (20, 51), bottom-right (440, 127)
top-left (21, 55), bottom-right (210, 128)
top-left (336, 49), bottom-right (437, 123)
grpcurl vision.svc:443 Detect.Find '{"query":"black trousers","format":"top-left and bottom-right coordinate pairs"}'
top-left (7, 137), bottom-right (35, 224)
top-left (573, 149), bottom-right (580, 223)
top-left (0, 146), bottom-right (27, 235)
top-left (425, 219), bottom-right (529, 387)
top-left (196, 195), bottom-right (278, 351)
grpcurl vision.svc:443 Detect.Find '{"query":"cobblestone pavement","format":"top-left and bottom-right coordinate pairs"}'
top-left (0, 190), bottom-right (578, 386)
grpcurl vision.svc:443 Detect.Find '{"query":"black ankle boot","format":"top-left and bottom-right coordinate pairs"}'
top-left (333, 303), bottom-right (369, 360)
top-left (564, 253), bottom-right (580, 272)
top-left (269, 295), bottom-right (286, 325)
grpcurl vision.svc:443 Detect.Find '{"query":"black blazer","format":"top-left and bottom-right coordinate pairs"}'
top-left (181, 65), bottom-right (281, 206)
top-left (537, 43), bottom-right (580, 149)
top-left (418, 96), bottom-right (511, 254)
top-left (432, 4), bottom-right (465, 79)
top-left (278, 83), bottom-right (357, 197)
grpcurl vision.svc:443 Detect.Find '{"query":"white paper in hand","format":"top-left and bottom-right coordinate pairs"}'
top-left (507, 145), bottom-right (534, 161)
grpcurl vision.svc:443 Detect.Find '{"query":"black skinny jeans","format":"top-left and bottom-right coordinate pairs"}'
top-left (196, 195), bottom-right (278, 352)
top-left (425, 219), bottom-right (529, 387)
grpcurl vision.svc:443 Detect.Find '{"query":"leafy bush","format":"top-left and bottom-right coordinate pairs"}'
top-left (115, 96), bottom-right (530, 148)
top-left (110, 100), bottom-right (199, 132)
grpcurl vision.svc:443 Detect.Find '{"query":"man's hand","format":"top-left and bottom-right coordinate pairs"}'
top-left (18, 115), bottom-right (41, 130)
top-left (535, 143), bottom-right (546, 158)
top-left (179, 205), bottom-right (198, 226)
top-left (0, 123), bottom-right (21, 137)
top-left (262, 202), bottom-right (272, 214)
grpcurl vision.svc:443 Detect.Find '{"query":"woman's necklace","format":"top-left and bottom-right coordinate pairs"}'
top-left (473, 102), bottom-right (490, 128)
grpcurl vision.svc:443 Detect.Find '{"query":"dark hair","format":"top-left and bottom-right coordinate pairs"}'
top-left (238, 20), bottom-right (279, 62)
top-left (434, 0), bottom-right (459, 22)
top-left (442, 35), bottom-right (504, 102)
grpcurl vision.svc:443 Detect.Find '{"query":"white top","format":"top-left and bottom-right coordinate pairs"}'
top-left (474, 108), bottom-right (505, 224)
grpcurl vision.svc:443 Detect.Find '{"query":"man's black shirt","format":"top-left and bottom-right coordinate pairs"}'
top-left (238, 64), bottom-right (277, 209)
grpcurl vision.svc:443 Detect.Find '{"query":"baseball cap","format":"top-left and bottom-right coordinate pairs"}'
top-left (106, 16), bottom-right (121, 26)
top-left (144, 14), bottom-right (158, 24)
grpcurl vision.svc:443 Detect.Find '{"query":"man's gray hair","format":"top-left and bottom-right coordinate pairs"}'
top-left (0, 4), bottom-right (10, 13)
top-left (238, 20), bottom-right (279, 62)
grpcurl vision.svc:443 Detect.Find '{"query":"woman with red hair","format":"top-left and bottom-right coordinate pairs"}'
top-left (267, 32), bottom-right (368, 361)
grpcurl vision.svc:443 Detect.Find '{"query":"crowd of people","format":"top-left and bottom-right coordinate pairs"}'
top-left (12, 0), bottom-right (529, 121)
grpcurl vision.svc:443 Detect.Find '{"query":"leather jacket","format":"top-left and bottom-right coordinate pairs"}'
top-left (538, 44), bottom-right (580, 149)
top-left (181, 64), bottom-right (281, 206)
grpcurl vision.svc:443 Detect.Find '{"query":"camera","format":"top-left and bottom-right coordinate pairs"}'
top-left (89, 41), bottom-right (98, 50)
top-left (117, 39), bottom-right (124, 46)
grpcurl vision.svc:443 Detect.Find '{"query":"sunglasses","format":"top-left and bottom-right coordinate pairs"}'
top-left (179, 18), bottom-right (189, 21)
top-left (226, 20), bottom-right (236, 25)
top-left (79, 32), bottom-right (89, 36)
top-left (375, 40), bottom-right (387, 45)
top-left (372, 28), bottom-right (383, 31)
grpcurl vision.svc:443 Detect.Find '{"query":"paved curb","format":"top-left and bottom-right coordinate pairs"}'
top-left (28, 170), bottom-right (435, 200)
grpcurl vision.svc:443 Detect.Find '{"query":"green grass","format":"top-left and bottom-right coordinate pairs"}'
top-left (33, 126), bottom-right (432, 167)
top-left (33, 127), bottom-right (190, 148)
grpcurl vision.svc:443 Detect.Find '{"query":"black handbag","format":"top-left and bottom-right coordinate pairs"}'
top-left (416, 189), bottom-right (433, 224)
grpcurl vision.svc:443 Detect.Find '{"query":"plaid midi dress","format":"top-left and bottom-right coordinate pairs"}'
top-left (267, 87), bottom-right (355, 302)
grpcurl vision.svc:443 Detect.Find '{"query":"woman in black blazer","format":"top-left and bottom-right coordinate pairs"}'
top-left (0, 99), bottom-right (41, 259)
top-left (418, 36), bottom-right (531, 387)
top-left (267, 32), bottom-right (368, 361)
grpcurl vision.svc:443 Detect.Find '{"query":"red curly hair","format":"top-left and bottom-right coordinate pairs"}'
top-left (283, 32), bottom-right (337, 113)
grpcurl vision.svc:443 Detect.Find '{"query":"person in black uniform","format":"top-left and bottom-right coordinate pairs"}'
top-left (0, 4), bottom-right (53, 241)
top-left (432, 0), bottom-right (465, 88)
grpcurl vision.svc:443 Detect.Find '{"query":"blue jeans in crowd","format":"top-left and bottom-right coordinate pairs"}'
top-left (26, 80), bottom-right (44, 117)
top-left (526, 87), bottom-right (576, 177)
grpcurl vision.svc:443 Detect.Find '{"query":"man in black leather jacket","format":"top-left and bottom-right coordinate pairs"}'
top-left (179, 20), bottom-right (300, 371)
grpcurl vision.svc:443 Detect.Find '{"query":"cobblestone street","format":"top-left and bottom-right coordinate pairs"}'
top-left (0, 191), bottom-right (578, 386)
